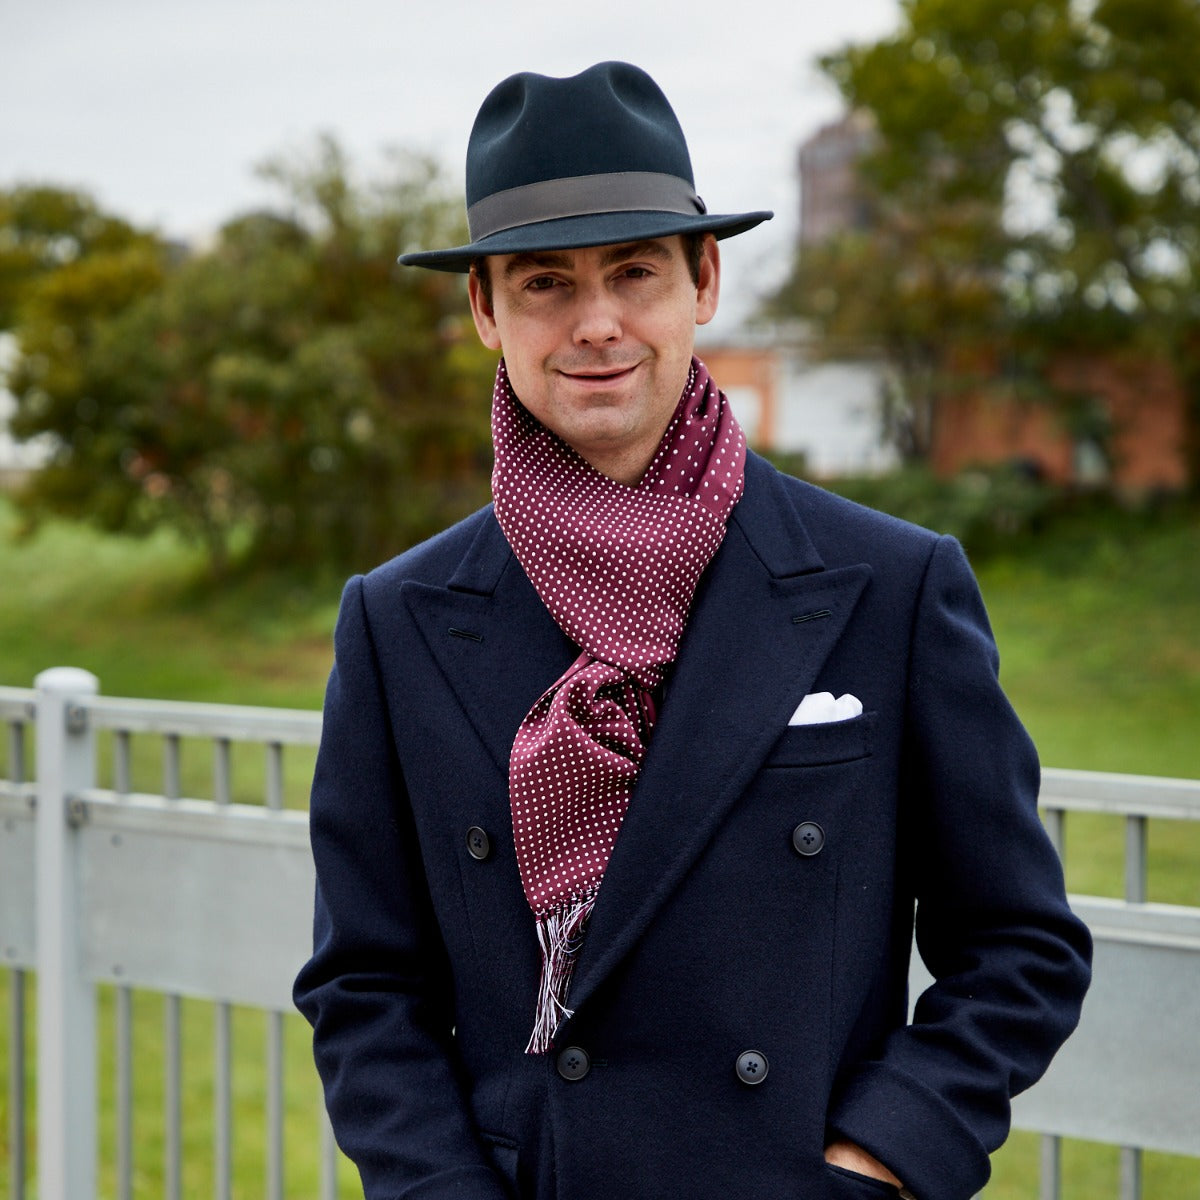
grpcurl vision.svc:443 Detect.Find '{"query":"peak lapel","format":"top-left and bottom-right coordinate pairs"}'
top-left (568, 459), bottom-right (871, 1014)
top-left (400, 514), bottom-right (576, 779)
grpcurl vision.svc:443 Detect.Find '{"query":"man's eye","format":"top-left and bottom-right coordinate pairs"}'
top-left (623, 266), bottom-right (651, 278)
top-left (526, 276), bottom-right (558, 291)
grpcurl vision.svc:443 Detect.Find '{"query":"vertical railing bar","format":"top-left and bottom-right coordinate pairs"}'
top-left (1119, 1145), bottom-right (1142, 1200)
top-left (164, 733), bottom-right (181, 801)
top-left (266, 741), bottom-right (284, 812)
top-left (7, 718), bottom-right (26, 782)
top-left (214, 737), bottom-right (232, 807)
top-left (267, 1010), bottom-right (284, 1200)
top-left (5, 714), bottom-right (29, 1200)
top-left (1038, 1132), bottom-right (1061, 1200)
top-left (36, 669), bottom-right (99, 1200)
top-left (215, 1001), bottom-right (232, 1200)
top-left (163, 727), bottom-right (182, 1200)
top-left (8, 967), bottom-right (26, 1200)
top-left (114, 729), bottom-right (132, 795)
top-left (1042, 805), bottom-right (1065, 862)
top-left (6, 716), bottom-right (26, 1200)
top-left (215, 732), bottom-right (233, 1200)
top-left (321, 1104), bottom-right (339, 1200)
top-left (1124, 814), bottom-right (1147, 904)
top-left (116, 985), bottom-right (133, 1200)
top-left (165, 993), bottom-right (182, 1200)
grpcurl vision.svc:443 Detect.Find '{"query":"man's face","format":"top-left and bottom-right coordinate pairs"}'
top-left (468, 234), bottom-right (720, 487)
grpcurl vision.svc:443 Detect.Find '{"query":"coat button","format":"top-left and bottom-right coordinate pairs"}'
top-left (736, 1049), bottom-right (768, 1085)
top-left (791, 821), bottom-right (825, 856)
top-left (557, 1046), bottom-right (590, 1081)
top-left (465, 826), bottom-right (492, 860)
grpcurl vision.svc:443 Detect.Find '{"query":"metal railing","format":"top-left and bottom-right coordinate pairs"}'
top-left (2, 670), bottom-right (1199, 1199)
top-left (1, 670), bottom-right (335, 1200)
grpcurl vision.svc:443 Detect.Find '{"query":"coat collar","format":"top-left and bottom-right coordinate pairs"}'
top-left (400, 455), bottom-right (871, 1023)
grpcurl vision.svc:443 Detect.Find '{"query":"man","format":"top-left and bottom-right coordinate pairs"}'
top-left (294, 62), bottom-right (1091, 1200)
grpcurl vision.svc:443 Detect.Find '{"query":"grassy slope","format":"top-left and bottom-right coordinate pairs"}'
top-left (0, 503), bottom-right (342, 708)
top-left (976, 515), bottom-right (1200, 780)
top-left (3, 503), bottom-right (1197, 766)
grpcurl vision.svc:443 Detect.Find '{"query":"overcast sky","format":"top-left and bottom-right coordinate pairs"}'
top-left (1, 0), bottom-right (900, 328)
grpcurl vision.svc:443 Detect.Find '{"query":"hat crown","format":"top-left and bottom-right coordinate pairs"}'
top-left (466, 61), bottom-right (695, 207)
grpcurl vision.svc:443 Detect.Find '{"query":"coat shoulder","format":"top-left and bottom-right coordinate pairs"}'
top-left (358, 504), bottom-right (499, 596)
top-left (753, 455), bottom-right (942, 572)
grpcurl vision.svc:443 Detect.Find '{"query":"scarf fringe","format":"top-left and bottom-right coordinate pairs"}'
top-left (526, 894), bottom-right (595, 1054)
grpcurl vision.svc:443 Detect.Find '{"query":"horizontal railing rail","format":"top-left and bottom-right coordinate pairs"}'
top-left (2, 673), bottom-right (1198, 1200)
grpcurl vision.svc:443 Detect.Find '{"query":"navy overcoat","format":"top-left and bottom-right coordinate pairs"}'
top-left (295, 452), bottom-right (1092, 1200)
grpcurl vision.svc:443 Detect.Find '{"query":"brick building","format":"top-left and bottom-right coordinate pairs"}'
top-left (932, 354), bottom-right (1190, 494)
top-left (794, 112), bottom-right (1192, 493)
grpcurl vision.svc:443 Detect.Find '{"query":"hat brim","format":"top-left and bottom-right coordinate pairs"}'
top-left (398, 208), bottom-right (773, 272)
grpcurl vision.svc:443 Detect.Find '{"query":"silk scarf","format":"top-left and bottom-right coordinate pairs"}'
top-left (491, 356), bottom-right (746, 1052)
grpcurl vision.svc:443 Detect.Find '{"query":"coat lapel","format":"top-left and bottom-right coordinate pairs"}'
top-left (568, 456), bottom-right (871, 1015)
top-left (400, 511), bottom-right (576, 780)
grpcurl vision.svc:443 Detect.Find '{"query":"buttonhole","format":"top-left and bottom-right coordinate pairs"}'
top-left (449, 627), bottom-right (484, 642)
top-left (792, 609), bottom-right (832, 625)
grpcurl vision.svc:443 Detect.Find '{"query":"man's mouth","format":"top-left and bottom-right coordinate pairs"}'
top-left (560, 363), bottom-right (639, 383)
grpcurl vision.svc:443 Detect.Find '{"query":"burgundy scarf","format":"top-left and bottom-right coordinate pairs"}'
top-left (491, 356), bottom-right (746, 1052)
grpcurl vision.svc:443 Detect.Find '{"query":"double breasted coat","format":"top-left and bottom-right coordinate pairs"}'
top-left (294, 452), bottom-right (1092, 1200)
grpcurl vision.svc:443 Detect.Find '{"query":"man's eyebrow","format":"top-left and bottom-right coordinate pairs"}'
top-left (598, 240), bottom-right (674, 267)
top-left (502, 251), bottom-right (573, 279)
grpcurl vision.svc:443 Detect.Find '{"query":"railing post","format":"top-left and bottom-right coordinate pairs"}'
top-left (35, 667), bottom-right (99, 1200)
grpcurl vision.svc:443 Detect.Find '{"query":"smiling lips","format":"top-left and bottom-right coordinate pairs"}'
top-left (558, 362), bottom-right (640, 385)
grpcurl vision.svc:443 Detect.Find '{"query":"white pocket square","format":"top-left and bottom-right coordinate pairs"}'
top-left (788, 691), bottom-right (863, 726)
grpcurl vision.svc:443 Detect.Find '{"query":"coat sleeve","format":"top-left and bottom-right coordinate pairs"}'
top-left (827, 535), bottom-right (1092, 1200)
top-left (293, 575), bottom-right (511, 1200)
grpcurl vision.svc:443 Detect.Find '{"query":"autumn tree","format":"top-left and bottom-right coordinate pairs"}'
top-left (768, 0), bottom-right (1200, 479)
top-left (5, 139), bottom-right (497, 571)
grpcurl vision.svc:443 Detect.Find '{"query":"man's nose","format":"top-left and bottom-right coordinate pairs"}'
top-left (571, 284), bottom-right (622, 345)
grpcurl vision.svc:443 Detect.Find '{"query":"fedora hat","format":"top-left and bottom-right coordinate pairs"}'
top-left (399, 61), bottom-right (772, 272)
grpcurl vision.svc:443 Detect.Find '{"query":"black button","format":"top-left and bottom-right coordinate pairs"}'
top-left (557, 1046), bottom-right (590, 1081)
top-left (466, 826), bottom-right (492, 860)
top-left (736, 1049), bottom-right (768, 1085)
top-left (791, 821), bottom-right (825, 857)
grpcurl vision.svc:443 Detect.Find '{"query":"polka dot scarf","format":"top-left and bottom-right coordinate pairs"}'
top-left (491, 356), bottom-right (746, 1052)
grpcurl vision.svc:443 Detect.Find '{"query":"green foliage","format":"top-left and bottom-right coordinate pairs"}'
top-left (767, 0), bottom-right (1200, 476)
top-left (2, 138), bottom-right (496, 574)
top-left (0, 185), bottom-right (158, 328)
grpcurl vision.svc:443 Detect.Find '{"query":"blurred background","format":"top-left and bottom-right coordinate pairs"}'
top-left (1, 0), bottom-right (1197, 1196)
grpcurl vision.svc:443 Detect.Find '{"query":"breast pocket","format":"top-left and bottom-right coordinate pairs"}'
top-left (764, 711), bottom-right (876, 768)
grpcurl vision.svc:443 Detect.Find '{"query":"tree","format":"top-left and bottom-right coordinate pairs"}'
top-left (6, 139), bottom-right (497, 572)
top-left (0, 185), bottom-right (160, 329)
top-left (767, 0), bottom-right (1200, 480)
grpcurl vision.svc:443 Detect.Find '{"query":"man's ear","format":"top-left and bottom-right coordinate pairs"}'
top-left (695, 234), bottom-right (721, 327)
top-left (468, 267), bottom-right (502, 350)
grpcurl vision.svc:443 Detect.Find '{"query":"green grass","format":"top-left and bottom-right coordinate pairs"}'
top-left (1, 500), bottom-right (1198, 1198)
top-left (974, 512), bottom-right (1200, 781)
top-left (971, 511), bottom-right (1200, 909)
top-left (0, 501), bottom-right (342, 708)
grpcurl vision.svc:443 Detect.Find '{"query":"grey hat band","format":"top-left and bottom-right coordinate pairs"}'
top-left (467, 171), bottom-right (706, 242)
